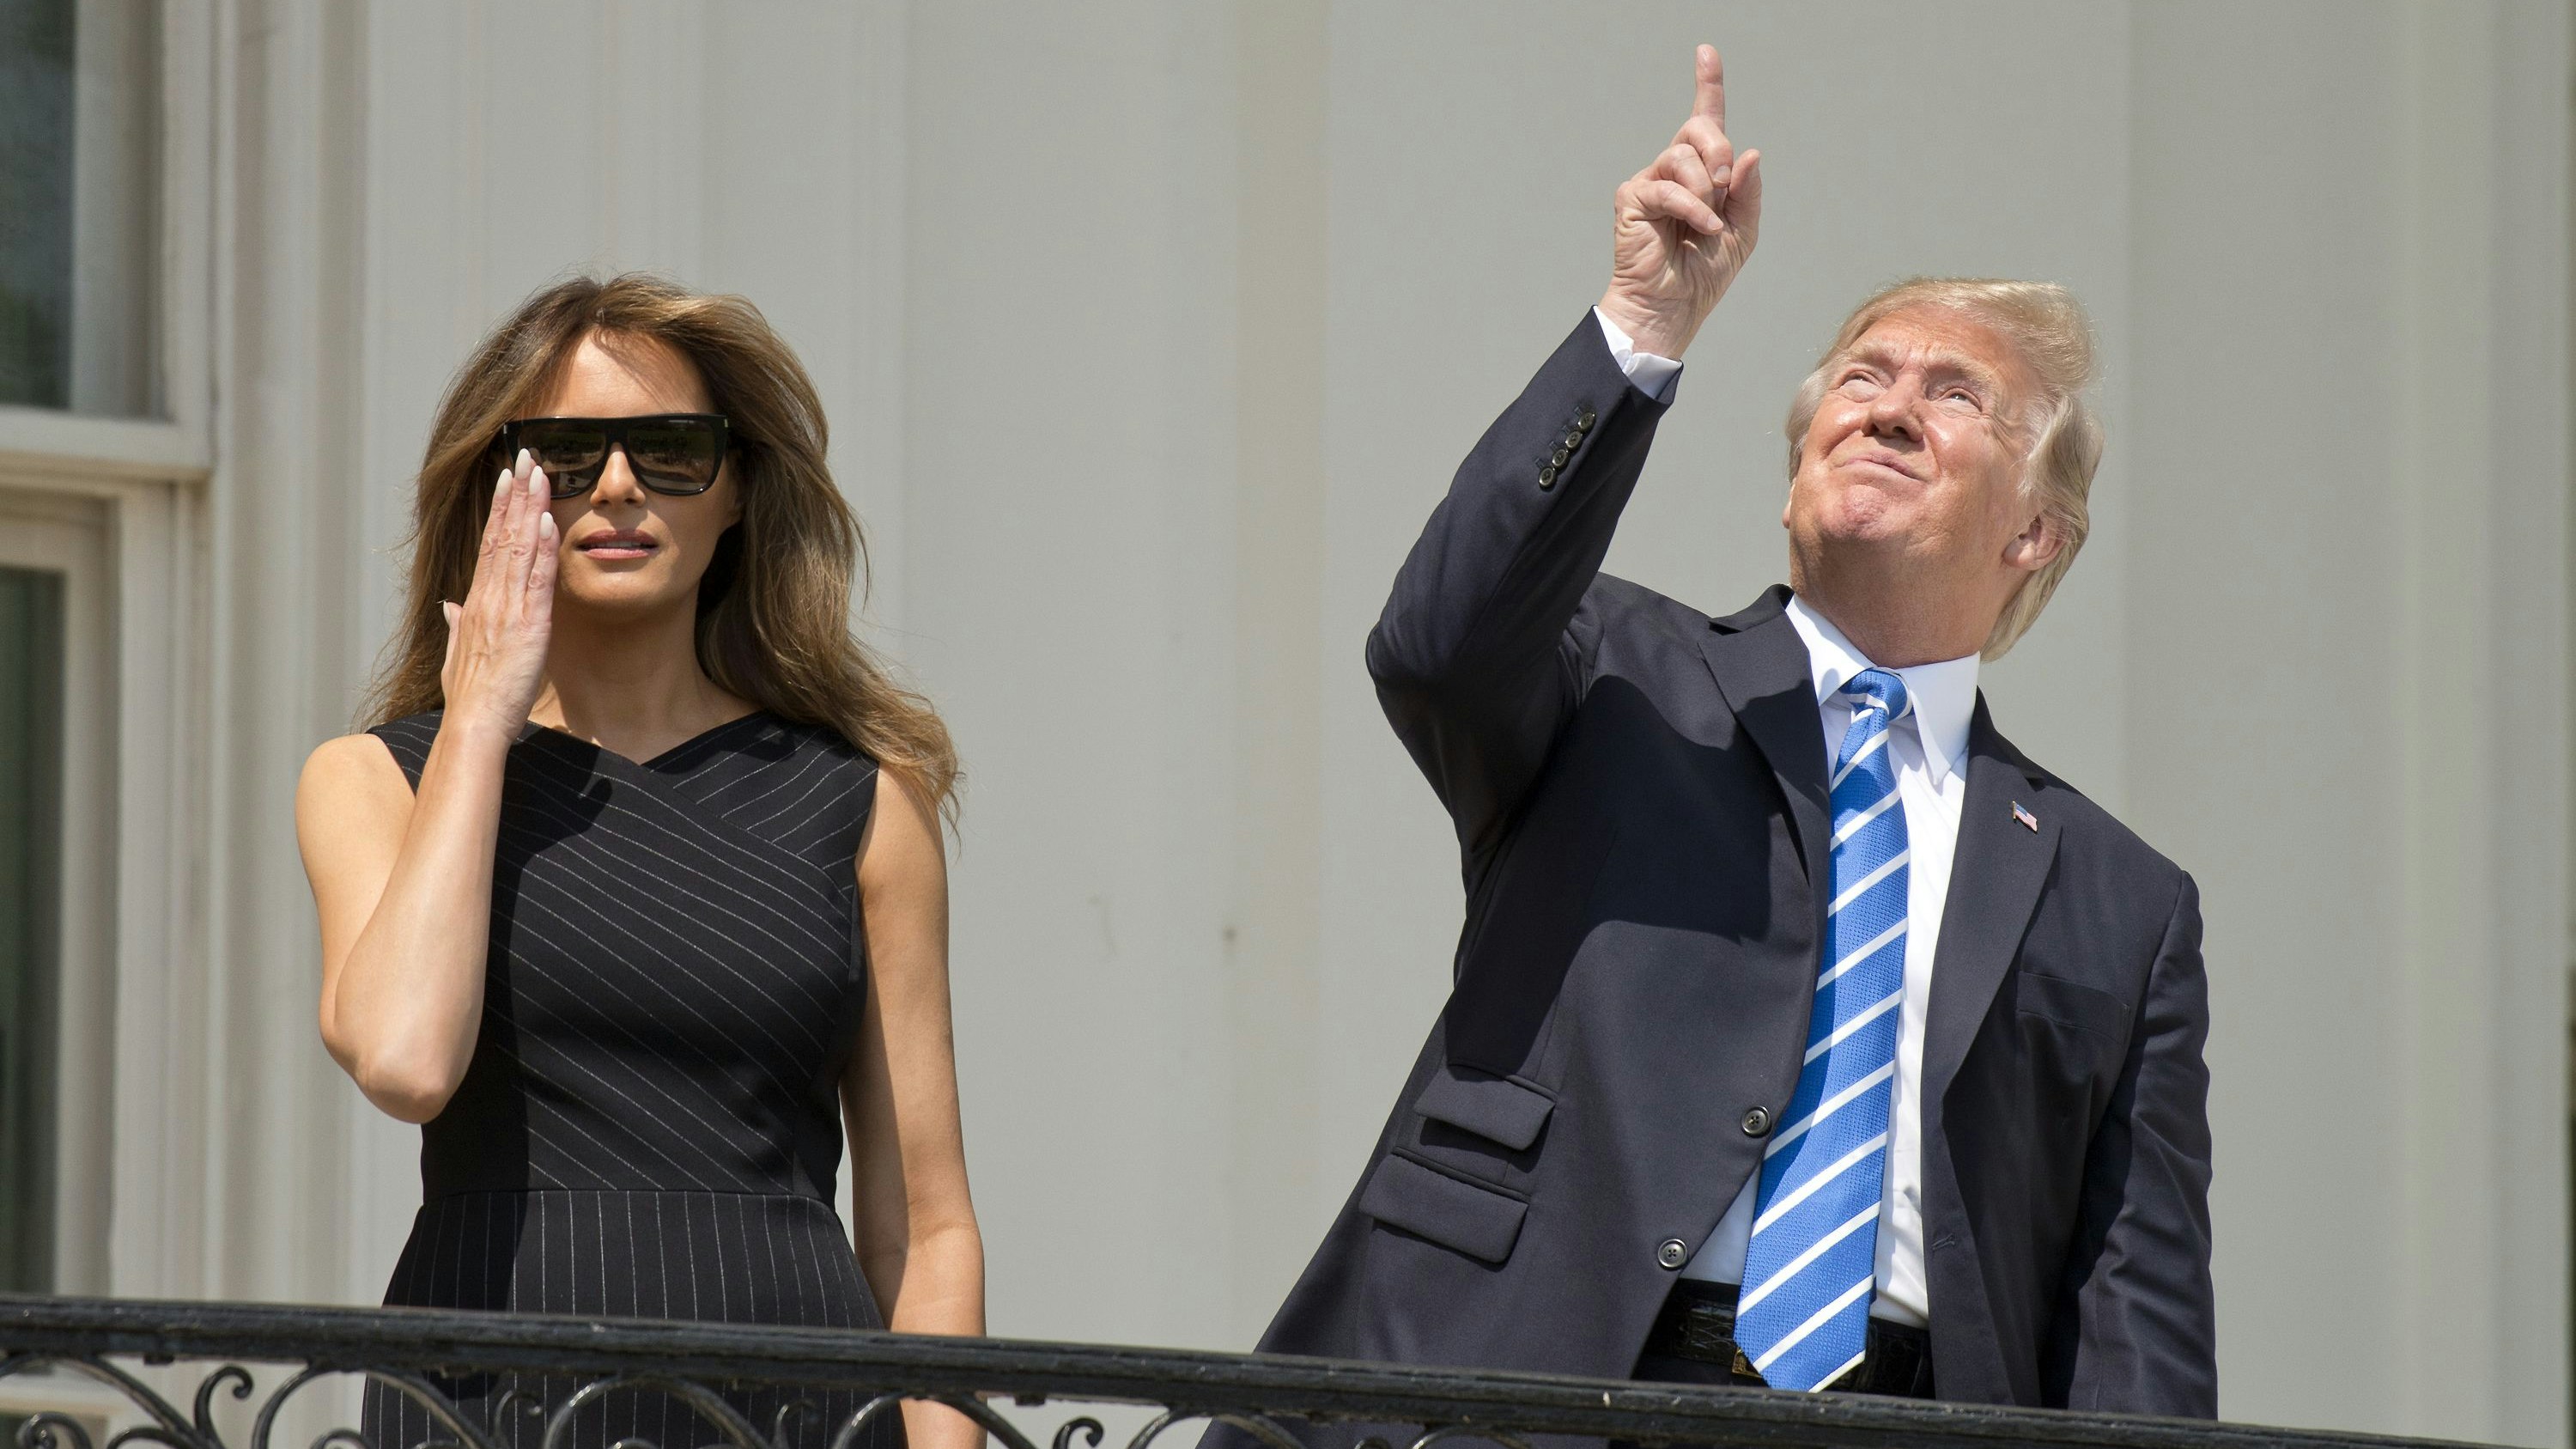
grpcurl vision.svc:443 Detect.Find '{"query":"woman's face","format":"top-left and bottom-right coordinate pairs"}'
top-left (530, 331), bottom-right (742, 619)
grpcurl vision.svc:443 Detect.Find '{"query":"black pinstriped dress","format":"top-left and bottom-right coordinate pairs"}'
top-left (360, 709), bottom-right (902, 1449)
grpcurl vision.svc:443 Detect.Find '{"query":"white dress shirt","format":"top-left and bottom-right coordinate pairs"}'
top-left (1595, 310), bottom-right (1981, 1326)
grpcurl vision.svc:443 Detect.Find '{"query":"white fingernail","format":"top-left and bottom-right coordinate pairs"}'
top-left (516, 447), bottom-right (533, 472)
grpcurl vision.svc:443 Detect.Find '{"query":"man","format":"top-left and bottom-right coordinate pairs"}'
top-left (1253, 45), bottom-right (2213, 1417)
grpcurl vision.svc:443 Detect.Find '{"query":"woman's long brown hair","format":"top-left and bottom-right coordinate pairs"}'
top-left (363, 273), bottom-right (960, 825)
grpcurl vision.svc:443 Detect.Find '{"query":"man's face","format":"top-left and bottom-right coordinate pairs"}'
top-left (1783, 306), bottom-right (2053, 617)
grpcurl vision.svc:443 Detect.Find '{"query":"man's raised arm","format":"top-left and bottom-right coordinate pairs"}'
top-left (1365, 46), bottom-right (1764, 861)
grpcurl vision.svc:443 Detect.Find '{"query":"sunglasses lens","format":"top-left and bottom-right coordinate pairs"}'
top-left (502, 417), bottom-right (726, 497)
top-left (516, 422), bottom-right (609, 493)
top-left (624, 418), bottom-right (723, 491)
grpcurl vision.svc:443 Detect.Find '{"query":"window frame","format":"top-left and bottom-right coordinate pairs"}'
top-left (0, 0), bottom-right (213, 1307)
top-left (0, 472), bottom-right (199, 1304)
top-left (0, 0), bottom-right (213, 473)
top-left (0, 495), bottom-right (114, 1298)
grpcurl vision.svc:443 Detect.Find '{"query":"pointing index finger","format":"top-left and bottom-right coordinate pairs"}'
top-left (1693, 44), bottom-right (1726, 128)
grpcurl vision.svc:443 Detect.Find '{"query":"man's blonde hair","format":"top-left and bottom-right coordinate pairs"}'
top-left (1783, 277), bottom-right (2104, 660)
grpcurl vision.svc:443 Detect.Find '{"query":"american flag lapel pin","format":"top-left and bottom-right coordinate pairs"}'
top-left (2012, 801), bottom-right (2039, 832)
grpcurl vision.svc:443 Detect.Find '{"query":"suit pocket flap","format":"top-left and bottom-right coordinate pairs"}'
top-left (2016, 971), bottom-right (2131, 1038)
top-left (1413, 1065), bottom-right (1554, 1151)
top-left (1358, 1154), bottom-right (1528, 1265)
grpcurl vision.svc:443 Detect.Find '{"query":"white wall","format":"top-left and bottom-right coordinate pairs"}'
top-left (2121, 6), bottom-right (2571, 1440)
top-left (899, 0), bottom-right (1250, 1351)
top-left (181, 2), bottom-right (2571, 1445)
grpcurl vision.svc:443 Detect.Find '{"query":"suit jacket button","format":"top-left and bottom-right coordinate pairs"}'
top-left (1549, 447), bottom-right (1571, 467)
top-left (1538, 466), bottom-right (1558, 490)
top-left (1561, 430), bottom-right (1583, 450)
top-left (1741, 1106), bottom-right (1773, 1136)
top-left (1656, 1239), bottom-right (1689, 1269)
top-left (1577, 409), bottom-right (1597, 430)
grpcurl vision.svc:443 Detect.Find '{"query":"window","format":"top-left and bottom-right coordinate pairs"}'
top-left (0, 491), bottom-right (123, 1439)
top-left (0, 564), bottom-right (64, 1295)
top-left (0, 0), bottom-right (161, 417)
top-left (0, 497), bottom-right (112, 1304)
top-left (0, 0), bottom-right (206, 1334)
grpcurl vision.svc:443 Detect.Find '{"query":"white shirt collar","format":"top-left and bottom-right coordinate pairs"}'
top-left (1782, 594), bottom-right (1980, 788)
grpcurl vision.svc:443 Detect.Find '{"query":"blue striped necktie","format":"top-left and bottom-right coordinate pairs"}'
top-left (1732, 667), bottom-right (1911, 1392)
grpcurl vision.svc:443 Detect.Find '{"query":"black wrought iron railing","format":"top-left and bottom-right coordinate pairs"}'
top-left (0, 1295), bottom-right (2476, 1449)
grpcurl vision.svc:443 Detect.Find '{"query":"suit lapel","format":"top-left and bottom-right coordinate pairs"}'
top-left (1923, 697), bottom-right (2060, 1105)
top-left (1696, 587), bottom-right (1829, 886)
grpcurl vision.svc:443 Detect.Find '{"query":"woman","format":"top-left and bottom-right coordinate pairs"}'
top-left (296, 275), bottom-right (980, 1449)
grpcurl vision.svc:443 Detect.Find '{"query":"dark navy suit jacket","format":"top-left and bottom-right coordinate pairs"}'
top-left (1250, 314), bottom-right (2215, 1422)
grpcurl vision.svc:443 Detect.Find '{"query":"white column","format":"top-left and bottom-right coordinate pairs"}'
top-left (1221, 0), bottom-right (1331, 1349)
top-left (2388, 3), bottom-right (2568, 1440)
top-left (199, 0), bottom-right (374, 1311)
top-left (2126, 1), bottom-right (2569, 1440)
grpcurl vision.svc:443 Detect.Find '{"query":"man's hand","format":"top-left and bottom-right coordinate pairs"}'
top-left (1597, 45), bottom-right (1762, 362)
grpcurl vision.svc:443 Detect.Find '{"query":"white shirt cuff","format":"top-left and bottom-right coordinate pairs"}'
top-left (1593, 307), bottom-right (1682, 402)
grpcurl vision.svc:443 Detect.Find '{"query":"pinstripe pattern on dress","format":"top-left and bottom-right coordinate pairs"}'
top-left (357, 712), bottom-right (901, 1449)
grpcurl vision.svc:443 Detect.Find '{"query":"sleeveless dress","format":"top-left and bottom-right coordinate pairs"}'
top-left (359, 709), bottom-right (901, 1449)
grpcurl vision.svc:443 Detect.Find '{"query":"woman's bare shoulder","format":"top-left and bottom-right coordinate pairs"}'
top-left (299, 732), bottom-right (414, 817)
top-left (855, 767), bottom-right (945, 893)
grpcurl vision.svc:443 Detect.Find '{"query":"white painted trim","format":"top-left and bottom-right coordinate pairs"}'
top-left (0, 413), bottom-right (210, 479)
top-left (0, 476), bottom-right (205, 1304)
top-left (0, 460), bottom-right (204, 496)
top-left (156, 0), bottom-right (217, 447)
top-left (0, 24), bottom-right (223, 1307)
top-left (0, 0), bottom-right (217, 465)
top-left (104, 480), bottom-right (202, 1302)
top-left (0, 495), bottom-right (115, 1298)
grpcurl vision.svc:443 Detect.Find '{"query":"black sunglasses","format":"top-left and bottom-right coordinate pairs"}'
top-left (495, 413), bottom-right (732, 497)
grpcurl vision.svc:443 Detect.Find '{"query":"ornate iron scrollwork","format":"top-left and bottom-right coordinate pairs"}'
top-left (0, 1293), bottom-right (2492, 1449)
top-left (0, 1349), bottom-right (1330, 1449)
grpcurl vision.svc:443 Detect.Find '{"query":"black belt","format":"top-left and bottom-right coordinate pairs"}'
top-left (1638, 1280), bottom-right (1935, 1398)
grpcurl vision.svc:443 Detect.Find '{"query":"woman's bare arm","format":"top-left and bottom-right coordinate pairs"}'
top-left (843, 770), bottom-right (983, 1449)
top-left (300, 460), bottom-right (557, 1123)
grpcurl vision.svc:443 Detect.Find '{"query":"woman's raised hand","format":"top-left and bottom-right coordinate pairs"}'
top-left (440, 452), bottom-right (558, 740)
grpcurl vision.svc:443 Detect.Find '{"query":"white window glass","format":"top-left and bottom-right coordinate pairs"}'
top-left (0, 0), bottom-right (159, 416)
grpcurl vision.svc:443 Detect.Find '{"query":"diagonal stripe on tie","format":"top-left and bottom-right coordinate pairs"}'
top-left (1806, 988), bottom-right (1903, 1063)
top-left (1830, 729), bottom-right (1892, 791)
top-left (1752, 1275), bottom-right (1878, 1374)
top-left (1736, 1202), bottom-right (1880, 1314)
top-left (1734, 666), bottom-right (1911, 1393)
top-left (1830, 788), bottom-right (1903, 847)
top-left (1762, 1058), bottom-right (1895, 1160)
top-left (1816, 919), bottom-right (1906, 991)
top-left (1753, 1125), bottom-right (1890, 1231)
top-left (1827, 850), bottom-right (1909, 915)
